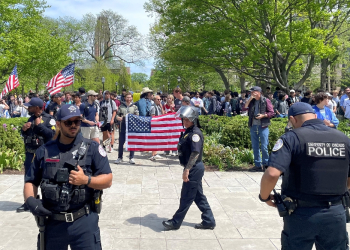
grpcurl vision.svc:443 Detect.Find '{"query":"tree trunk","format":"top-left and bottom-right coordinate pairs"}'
top-left (240, 75), bottom-right (246, 91)
top-left (214, 68), bottom-right (230, 90)
top-left (320, 58), bottom-right (329, 91)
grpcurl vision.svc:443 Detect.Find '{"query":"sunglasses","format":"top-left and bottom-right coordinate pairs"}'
top-left (63, 119), bottom-right (82, 127)
top-left (156, 99), bottom-right (161, 100)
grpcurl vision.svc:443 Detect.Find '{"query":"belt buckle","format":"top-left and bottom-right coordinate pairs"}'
top-left (64, 213), bottom-right (74, 222)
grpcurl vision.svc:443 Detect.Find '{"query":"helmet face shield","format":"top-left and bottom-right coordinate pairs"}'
top-left (178, 106), bottom-right (198, 122)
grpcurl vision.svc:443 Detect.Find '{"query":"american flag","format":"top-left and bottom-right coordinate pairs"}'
top-left (0, 65), bottom-right (19, 99)
top-left (46, 63), bottom-right (75, 95)
top-left (126, 113), bottom-right (185, 151)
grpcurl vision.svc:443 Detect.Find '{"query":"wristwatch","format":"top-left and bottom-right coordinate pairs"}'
top-left (87, 175), bottom-right (91, 186)
top-left (259, 194), bottom-right (271, 202)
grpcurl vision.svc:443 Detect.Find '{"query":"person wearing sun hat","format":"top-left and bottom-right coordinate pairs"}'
top-left (136, 87), bottom-right (154, 116)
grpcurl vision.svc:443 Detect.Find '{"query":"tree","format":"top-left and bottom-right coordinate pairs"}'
top-left (0, 1), bottom-right (72, 94)
top-left (145, 0), bottom-right (350, 93)
top-left (131, 73), bottom-right (149, 84)
top-left (66, 10), bottom-right (149, 65)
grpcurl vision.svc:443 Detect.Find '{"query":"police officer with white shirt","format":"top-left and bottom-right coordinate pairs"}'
top-left (259, 102), bottom-right (350, 250)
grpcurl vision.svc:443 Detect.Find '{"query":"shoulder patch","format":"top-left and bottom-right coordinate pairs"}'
top-left (98, 145), bottom-right (107, 157)
top-left (192, 134), bottom-right (200, 142)
top-left (49, 119), bottom-right (56, 125)
top-left (272, 139), bottom-right (283, 152)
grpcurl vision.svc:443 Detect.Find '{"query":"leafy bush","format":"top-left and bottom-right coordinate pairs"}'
top-left (0, 122), bottom-right (25, 172)
top-left (203, 132), bottom-right (254, 170)
top-left (0, 117), bottom-right (28, 131)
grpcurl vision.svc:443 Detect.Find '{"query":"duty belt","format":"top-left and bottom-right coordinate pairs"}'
top-left (296, 199), bottom-right (342, 208)
top-left (51, 205), bottom-right (90, 222)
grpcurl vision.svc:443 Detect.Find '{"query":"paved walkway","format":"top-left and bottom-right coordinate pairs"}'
top-left (0, 148), bottom-right (341, 250)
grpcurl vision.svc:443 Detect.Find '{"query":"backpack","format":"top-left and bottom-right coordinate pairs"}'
top-left (99, 99), bottom-right (114, 124)
top-left (216, 100), bottom-right (222, 113)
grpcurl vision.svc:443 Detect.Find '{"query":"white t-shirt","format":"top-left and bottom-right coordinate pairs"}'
top-left (343, 98), bottom-right (350, 118)
top-left (325, 100), bottom-right (334, 111)
top-left (191, 97), bottom-right (203, 114)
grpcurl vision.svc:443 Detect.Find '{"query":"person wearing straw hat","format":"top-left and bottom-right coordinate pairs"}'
top-left (136, 87), bottom-right (154, 117)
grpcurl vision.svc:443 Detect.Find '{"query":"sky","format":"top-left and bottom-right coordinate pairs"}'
top-left (44, 0), bottom-right (155, 77)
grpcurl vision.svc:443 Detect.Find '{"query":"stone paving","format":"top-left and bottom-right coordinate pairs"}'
top-left (0, 148), bottom-right (344, 250)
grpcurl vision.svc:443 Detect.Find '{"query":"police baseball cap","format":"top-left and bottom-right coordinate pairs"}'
top-left (56, 104), bottom-right (81, 121)
top-left (23, 97), bottom-right (43, 108)
top-left (250, 86), bottom-right (262, 92)
top-left (288, 102), bottom-right (315, 118)
top-left (53, 92), bottom-right (63, 98)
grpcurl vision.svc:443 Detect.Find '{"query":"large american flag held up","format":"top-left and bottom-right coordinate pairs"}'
top-left (46, 63), bottom-right (75, 95)
top-left (0, 65), bottom-right (19, 99)
top-left (126, 113), bottom-right (185, 151)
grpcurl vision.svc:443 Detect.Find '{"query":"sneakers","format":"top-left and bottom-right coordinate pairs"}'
top-left (149, 156), bottom-right (156, 161)
top-left (153, 154), bottom-right (163, 159)
top-left (115, 158), bottom-right (123, 164)
top-left (129, 158), bottom-right (135, 164)
top-left (248, 166), bottom-right (264, 172)
top-left (171, 151), bottom-right (178, 156)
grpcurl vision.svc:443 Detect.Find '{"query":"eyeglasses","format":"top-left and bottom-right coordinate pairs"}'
top-left (63, 119), bottom-right (82, 127)
top-left (156, 99), bottom-right (161, 100)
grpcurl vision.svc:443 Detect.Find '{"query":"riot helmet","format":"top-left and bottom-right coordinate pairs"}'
top-left (177, 106), bottom-right (201, 127)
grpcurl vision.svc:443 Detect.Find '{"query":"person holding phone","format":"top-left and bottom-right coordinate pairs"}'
top-left (245, 86), bottom-right (275, 172)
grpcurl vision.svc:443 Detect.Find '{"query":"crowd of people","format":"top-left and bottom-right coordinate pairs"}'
top-left (2, 85), bottom-right (350, 170)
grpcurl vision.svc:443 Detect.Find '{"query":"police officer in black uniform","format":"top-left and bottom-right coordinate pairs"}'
top-left (163, 106), bottom-right (216, 230)
top-left (259, 102), bottom-right (350, 250)
top-left (24, 104), bottom-right (113, 250)
top-left (17, 98), bottom-right (56, 213)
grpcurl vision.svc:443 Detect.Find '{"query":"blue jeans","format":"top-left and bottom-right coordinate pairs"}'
top-left (249, 125), bottom-right (269, 167)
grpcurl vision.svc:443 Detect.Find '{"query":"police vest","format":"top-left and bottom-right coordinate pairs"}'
top-left (40, 139), bottom-right (93, 213)
top-left (282, 127), bottom-right (349, 200)
top-left (23, 114), bottom-right (53, 153)
top-left (178, 126), bottom-right (203, 167)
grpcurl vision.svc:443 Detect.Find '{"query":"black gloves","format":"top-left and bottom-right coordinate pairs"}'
top-left (26, 196), bottom-right (52, 217)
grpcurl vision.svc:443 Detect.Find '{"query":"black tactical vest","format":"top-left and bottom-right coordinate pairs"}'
top-left (178, 126), bottom-right (203, 167)
top-left (40, 139), bottom-right (93, 213)
top-left (282, 127), bottom-right (349, 201)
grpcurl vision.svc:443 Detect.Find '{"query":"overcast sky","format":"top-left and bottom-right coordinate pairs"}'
top-left (44, 0), bottom-right (155, 76)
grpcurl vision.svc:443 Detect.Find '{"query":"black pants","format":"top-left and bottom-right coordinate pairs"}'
top-left (172, 162), bottom-right (215, 227)
top-left (118, 130), bottom-right (134, 159)
top-left (24, 152), bottom-right (34, 180)
top-left (38, 212), bottom-right (101, 250)
top-left (282, 204), bottom-right (348, 250)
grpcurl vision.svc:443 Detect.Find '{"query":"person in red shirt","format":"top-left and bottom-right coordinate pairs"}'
top-left (111, 92), bottom-right (121, 108)
top-left (163, 94), bottom-right (175, 113)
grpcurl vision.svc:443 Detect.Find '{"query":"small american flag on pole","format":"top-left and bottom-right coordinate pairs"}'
top-left (46, 63), bottom-right (75, 96)
top-left (126, 113), bottom-right (185, 151)
top-left (0, 65), bottom-right (19, 99)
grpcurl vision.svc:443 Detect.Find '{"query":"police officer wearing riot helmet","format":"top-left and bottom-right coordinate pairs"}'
top-left (24, 104), bottom-right (113, 250)
top-left (17, 98), bottom-right (56, 213)
top-left (260, 102), bottom-right (350, 250)
top-left (163, 106), bottom-right (216, 230)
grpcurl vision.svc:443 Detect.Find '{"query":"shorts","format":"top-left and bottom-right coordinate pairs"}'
top-left (101, 123), bottom-right (112, 132)
top-left (81, 126), bottom-right (99, 139)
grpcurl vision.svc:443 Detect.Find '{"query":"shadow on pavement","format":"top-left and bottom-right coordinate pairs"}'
top-left (126, 213), bottom-right (196, 231)
top-left (0, 201), bottom-right (23, 211)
